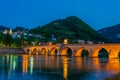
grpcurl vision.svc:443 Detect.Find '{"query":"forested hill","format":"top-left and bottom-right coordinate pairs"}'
top-left (0, 26), bottom-right (9, 31)
top-left (29, 16), bottom-right (108, 43)
top-left (98, 24), bottom-right (120, 43)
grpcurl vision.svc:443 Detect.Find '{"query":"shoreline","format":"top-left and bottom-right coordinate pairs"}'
top-left (105, 73), bottom-right (120, 80)
top-left (0, 47), bottom-right (25, 54)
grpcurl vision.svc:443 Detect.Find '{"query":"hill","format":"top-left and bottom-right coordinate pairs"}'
top-left (29, 16), bottom-right (108, 43)
top-left (0, 26), bottom-right (9, 31)
top-left (98, 24), bottom-right (120, 43)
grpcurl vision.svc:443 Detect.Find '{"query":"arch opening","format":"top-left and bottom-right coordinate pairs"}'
top-left (50, 48), bottom-right (58, 55)
top-left (41, 48), bottom-right (46, 55)
top-left (81, 50), bottom-right (89, 57)
top-left (38, 50), bottom-right (41, 55)
top-left (54, 49), bottom-right (58, 56)
top-left (61, 47), bottom-right (72, 57)
top-left (50, 48), bottom-right (58, 56)
top-left (66, 48), bottom-right (72, 57)
top-left (118, 52), bottom-right (120, 58)
top-left (98, 48), bottom-right (109, 58)
top-left (26, 49), bottom-right (30, 54)
top-left (32, 48), bottom-right (38, 55)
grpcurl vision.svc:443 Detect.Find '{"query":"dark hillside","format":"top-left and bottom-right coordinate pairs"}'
top-left (29, 16), bottom-right (108, 43)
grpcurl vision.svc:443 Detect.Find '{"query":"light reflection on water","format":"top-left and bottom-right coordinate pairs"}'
top-left (0, 54), bottom-right (120, 80)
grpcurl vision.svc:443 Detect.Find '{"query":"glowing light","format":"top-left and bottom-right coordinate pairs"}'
top-left (64, 39), bottom-right (68, 44)
top-left (13, 61), bottom-right (16, 70)
top-left (10, 55), bottom-right (13, 71)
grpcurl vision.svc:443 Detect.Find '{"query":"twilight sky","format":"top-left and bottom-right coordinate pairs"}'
top-left (0, 0), bottom-right (120, 30)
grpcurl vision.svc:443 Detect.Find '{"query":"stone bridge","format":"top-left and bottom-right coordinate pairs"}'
top-left (24, 44), bottom-right (120, 58)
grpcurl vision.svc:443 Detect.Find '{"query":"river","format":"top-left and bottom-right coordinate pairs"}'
top-left (0, 54), bottom-right (120, 80)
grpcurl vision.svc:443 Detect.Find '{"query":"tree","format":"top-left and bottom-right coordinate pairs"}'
top-left (3, 33), bottom-right (12, 47)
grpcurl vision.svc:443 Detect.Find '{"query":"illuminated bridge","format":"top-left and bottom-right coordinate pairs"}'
top-left (24, 44), bottom-right (120, 58)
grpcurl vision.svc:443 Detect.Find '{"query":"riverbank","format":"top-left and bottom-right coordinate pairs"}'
top-left (0, 48), bottom-right (25, 54)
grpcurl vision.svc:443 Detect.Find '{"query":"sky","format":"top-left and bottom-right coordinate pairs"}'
top-left (0, 0), bottom-right (120, 30)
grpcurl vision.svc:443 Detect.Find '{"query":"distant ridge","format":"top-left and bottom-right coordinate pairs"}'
top-left (0, 26), bottom-right (9, 31)
top-left (98, 24), bottom-right (120, 43)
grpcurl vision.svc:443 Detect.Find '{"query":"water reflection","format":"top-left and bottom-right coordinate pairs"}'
top-left (22, 55), bottom-right (28, 74)
top-left (0, 54), bottom-right (120, 80)
top-left (30, 56), bottom-right (34, 74)
top-left (63, 57), bottom-right (68, 80)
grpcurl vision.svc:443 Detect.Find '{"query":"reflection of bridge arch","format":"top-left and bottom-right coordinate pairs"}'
top-left (50, 47), bottom-right (58, 56)
top-left (61, 47), bottom-right (73, 56)
top-left (41, 48), bottom-right (46, 55)
top-left (74, 47), bottom-right (89, 57)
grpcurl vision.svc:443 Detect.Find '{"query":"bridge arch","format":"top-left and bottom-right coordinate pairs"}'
top-left (32, 48), bottom-right (38, 55)
top-left (61, 47), bottom-right (73, 56)
top-left (50, 47), bottom-right (59, 56)
top-left (74, 48), bottom-right (89, 57)
top-left (92, 47), bottom-right (109, 58)
top-left (41, 48), bottom-right (47, 55)
top-left (98, 48), bottom-right (109, 58)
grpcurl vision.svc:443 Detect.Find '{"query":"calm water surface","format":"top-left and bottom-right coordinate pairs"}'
top-left (0, 54), bottom-right (120, 80)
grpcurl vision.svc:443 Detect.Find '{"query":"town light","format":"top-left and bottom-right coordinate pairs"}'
top-left (64, 39), bottom-right (68, 44)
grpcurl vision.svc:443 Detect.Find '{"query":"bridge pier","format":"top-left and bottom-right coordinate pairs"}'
top-left (29, 50), bottom-right (32, 55)
top-left (89, 53), bottom-right (98, 58)
top-left (109, 49), bottom-right (119, 59)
